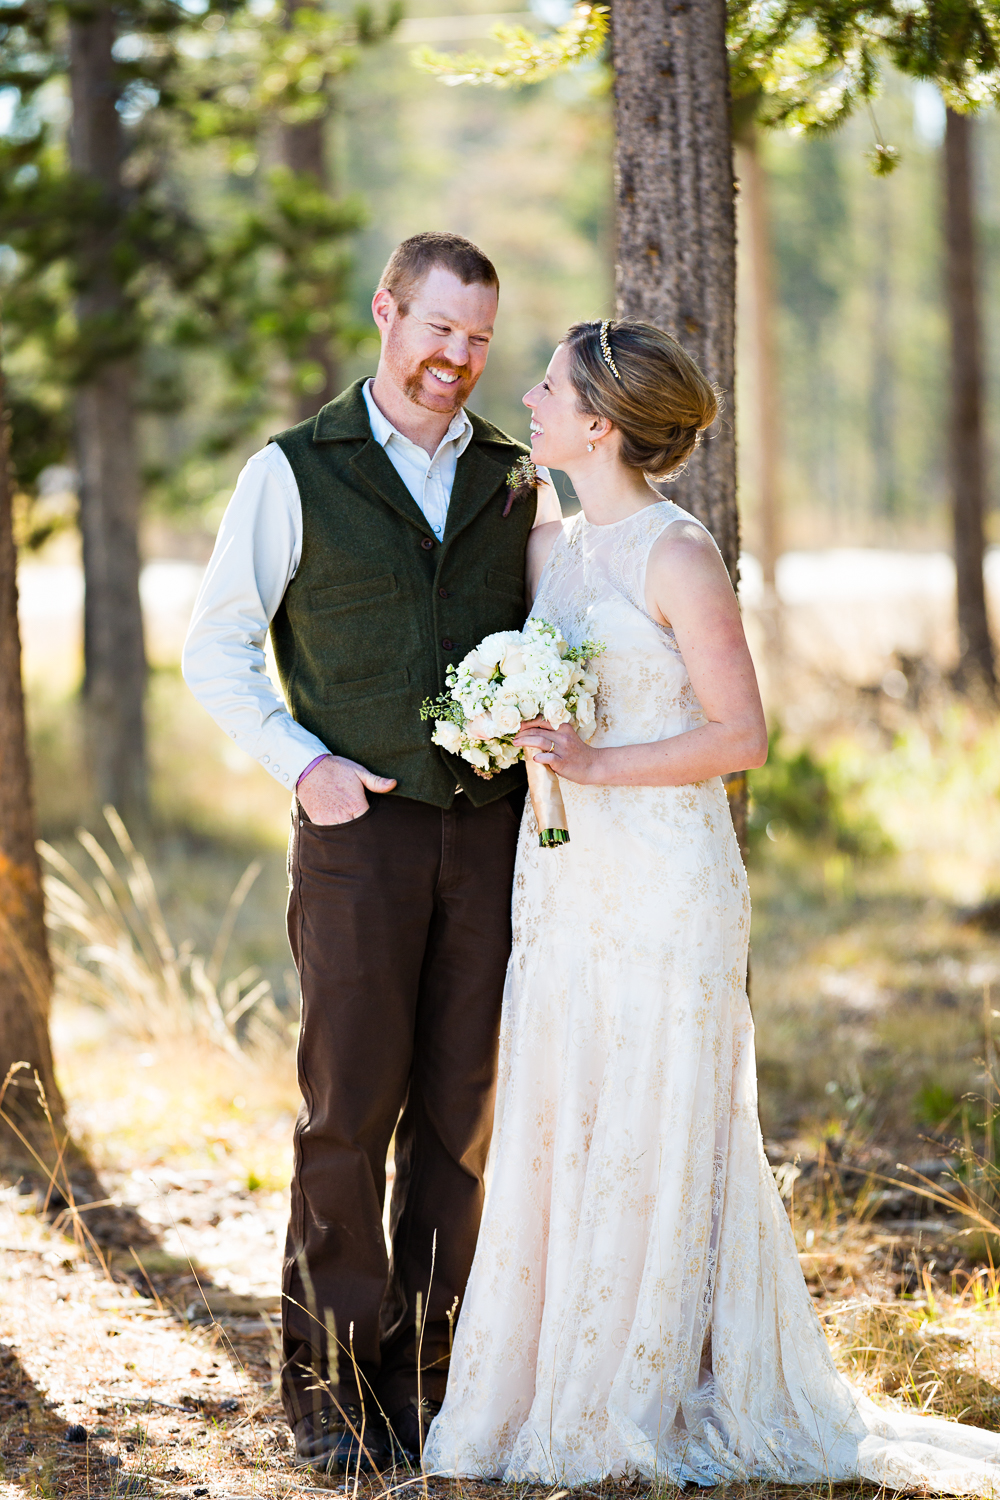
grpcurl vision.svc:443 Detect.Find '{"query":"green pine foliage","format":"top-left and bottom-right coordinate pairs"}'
top-left (413, 3), bottom-right (608, 88)
top-left (0, 0), bottom-right (397, 525)
top-left (413, 0), bottom-right (1000, 171)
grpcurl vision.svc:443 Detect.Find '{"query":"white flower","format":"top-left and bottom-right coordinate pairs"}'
top-left (494, 742), bottom-right (521, 770)
top-left (499, 642), bottom-right (526, 677)
top-left (475, 631), bottom-right (522, 669)
top-left (491, 700), bottom-right (522, 735)
top-left (544, 697), bottom-right (571, 729)
top-left (575, 695), bottom-right (595, 730)
top-left (466, 713), bottom-right (499, 740)
top-left (463, 744), bottom-right (491, 771)
top-left (461, 650), bottom-right (493, 680)
top-left (433, 720), bottom-right (464, 754)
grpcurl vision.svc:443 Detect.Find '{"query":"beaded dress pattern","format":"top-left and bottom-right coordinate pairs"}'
top-left (423, 501), bottom-right (1000, 1492)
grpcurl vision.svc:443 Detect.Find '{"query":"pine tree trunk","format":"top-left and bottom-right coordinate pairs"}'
top-left (69, 2), bottom-right (149, 822)
top-left (611, 0), bottom-right (746, 845)
top-left (282, 0), bottom-right (339, 420)
top-left (611, 0), bottom-right (737, 577)
top-left (944, 107), bottom-right (996, 693)
top-left (0, 350), bottom-right (68, 1177)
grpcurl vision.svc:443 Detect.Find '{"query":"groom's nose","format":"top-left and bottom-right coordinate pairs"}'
top-left (443, 331), bottom-right (471, 366)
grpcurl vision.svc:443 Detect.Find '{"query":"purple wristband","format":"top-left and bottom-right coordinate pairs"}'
top-left (296, 754), bottom-right (331, 789)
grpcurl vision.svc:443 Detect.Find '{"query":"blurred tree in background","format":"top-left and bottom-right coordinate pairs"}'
top-left (0, 0), bottom-right (394, 823)
top-left (419, 0), bottom-right (1000, 702)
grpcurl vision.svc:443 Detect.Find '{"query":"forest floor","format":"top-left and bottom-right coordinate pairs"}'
top-left (4, 1072), bottom-right (1000, 1500)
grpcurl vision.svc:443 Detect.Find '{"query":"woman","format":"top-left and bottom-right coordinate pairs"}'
top-left (422, 320), bottom-right (1000, 1490)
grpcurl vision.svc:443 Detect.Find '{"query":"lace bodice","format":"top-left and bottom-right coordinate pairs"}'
top-left (530, 501), bottom-right (709, 748)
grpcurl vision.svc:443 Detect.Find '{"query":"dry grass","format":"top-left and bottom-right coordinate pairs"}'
top-left (41, 808), bottom-right (292, 1062)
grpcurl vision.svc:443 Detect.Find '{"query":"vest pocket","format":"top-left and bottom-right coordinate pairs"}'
top-left (486, 568), bottom-right (525, 600)
top-left (310, 573), bottom-right (397, 610)
top-left (323, 666), bottom-right (410, 704)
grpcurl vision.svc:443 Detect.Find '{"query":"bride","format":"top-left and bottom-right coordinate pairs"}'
top-left (422, 319), bottom-right (1000, 1491)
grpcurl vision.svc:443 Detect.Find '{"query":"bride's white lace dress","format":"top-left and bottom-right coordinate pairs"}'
top-left (423, 501), bottom-right (1000, 1490)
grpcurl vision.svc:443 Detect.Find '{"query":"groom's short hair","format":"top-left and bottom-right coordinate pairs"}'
top-left (379, 232), bottom-right (499, 315)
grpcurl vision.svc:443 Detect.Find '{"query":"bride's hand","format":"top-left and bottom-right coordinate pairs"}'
top-left (513, 719), bottom-right (600, 784)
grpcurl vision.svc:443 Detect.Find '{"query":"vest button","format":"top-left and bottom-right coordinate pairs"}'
top-left (441, 638), bottom-right (454, 650)
top-left (438, 588), bottom-right (449, 598)
top-left (420, 538), bottom-right (435, 550)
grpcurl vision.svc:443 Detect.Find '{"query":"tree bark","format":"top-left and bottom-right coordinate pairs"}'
top-left (0, 345), bottom-right (68, 1176)
top-left (611, 0), bottom-right (737, 579)
top-left (281, 0), bottom-right (339, 420)
top-left (944, 107), bottom-right (995, 693)
top-left (611, 0), bottom-right (746, 846)
top-left (69, 2), bottom-right (149, 822)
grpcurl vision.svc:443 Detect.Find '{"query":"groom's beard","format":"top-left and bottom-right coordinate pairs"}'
top-left (403, 355), bottom-right (475, 413)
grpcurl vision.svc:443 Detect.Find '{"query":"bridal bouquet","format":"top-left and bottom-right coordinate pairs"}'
top-left (420, 618), bottom-right (602, 847)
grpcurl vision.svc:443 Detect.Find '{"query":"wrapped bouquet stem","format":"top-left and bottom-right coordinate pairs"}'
top-left (421, 618), bottom-right (603, 848)
top-left (523, 745), bottom-right (570, 847)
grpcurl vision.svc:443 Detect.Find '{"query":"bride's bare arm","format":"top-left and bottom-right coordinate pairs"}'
top-left (515, 520), bottom-right (768, 786)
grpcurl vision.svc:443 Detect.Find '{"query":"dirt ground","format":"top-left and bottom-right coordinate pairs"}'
top-left (4, 1116), bottom-right (1000, 1500)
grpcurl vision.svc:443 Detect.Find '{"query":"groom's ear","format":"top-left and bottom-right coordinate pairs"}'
top-left (371, 286), bottom-right (398, 334)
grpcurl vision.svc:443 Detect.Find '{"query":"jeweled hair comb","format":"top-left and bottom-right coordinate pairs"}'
top-left (599, 320), bottom-right (621, 380)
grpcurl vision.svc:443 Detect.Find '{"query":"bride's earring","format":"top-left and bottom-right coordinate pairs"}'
top-left (587, 441), bottom-right (595, 452)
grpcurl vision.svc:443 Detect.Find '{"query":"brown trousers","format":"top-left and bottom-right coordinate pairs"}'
top-left (281, 790), bottom-right (521, 1426)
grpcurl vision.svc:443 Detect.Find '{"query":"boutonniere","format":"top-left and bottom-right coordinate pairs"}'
top-left (503, 454), bottom-right (538, 518)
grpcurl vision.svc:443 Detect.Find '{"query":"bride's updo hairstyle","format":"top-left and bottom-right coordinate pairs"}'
top-left (564, 320), bottom-right (718, 479)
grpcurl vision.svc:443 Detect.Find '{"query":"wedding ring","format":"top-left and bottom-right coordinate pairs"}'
top-left (549, 739), bottom-right (556, 752)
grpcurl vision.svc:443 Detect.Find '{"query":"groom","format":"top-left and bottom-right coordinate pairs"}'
top-left (183, 232), bottom-right (559, 1470)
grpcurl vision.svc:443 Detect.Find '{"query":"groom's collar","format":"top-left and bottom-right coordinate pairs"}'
top-left (310, 377), bottom-right (522, 452)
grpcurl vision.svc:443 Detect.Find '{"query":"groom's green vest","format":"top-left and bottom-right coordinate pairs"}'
top-left (270, 380), bottom-right (537, 808)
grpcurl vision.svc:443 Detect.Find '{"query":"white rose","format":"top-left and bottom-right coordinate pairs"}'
top-left (433, 720), bottom-right (464, 754)
top-left (462, 650), bottom-right (493, 680)
top-left (466, 713), bottom-right (498, 740)
top-left (476, 631), bottom-right (522, 669)
top-left (575, 695), bottom-right (595, 729)
top-left (544, 698), bottom-right (571, 728)
top-left (499, 643), bottom-right (526, 677)
top-left (491, 700), bottom-right (521, 735)
top-left (463, 745), bottom-right (491, 771)
top-left (494, 742), bottom-right (522, 770)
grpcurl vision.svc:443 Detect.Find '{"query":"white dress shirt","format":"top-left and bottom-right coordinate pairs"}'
top-left (182, 388), bottom-right (561, 788)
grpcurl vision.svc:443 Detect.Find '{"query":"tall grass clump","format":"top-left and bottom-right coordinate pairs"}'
top-left (41, 807), bottom-right (291, 1058)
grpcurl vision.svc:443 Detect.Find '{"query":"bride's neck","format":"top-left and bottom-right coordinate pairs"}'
top-left (562, 453), bottom-right (659, 526)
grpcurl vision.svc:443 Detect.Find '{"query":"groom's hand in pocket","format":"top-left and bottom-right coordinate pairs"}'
top-left (297, 754), bottom-right (396, 826)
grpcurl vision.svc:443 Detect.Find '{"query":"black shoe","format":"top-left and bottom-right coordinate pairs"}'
top-left (388, 1398), bottom-right (442, 1466)
top-left (293, 1406), bottom-right (389, 1474)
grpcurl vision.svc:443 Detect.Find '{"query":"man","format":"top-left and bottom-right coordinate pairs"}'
top-left (183, 232), bottom-right (560, 1471)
